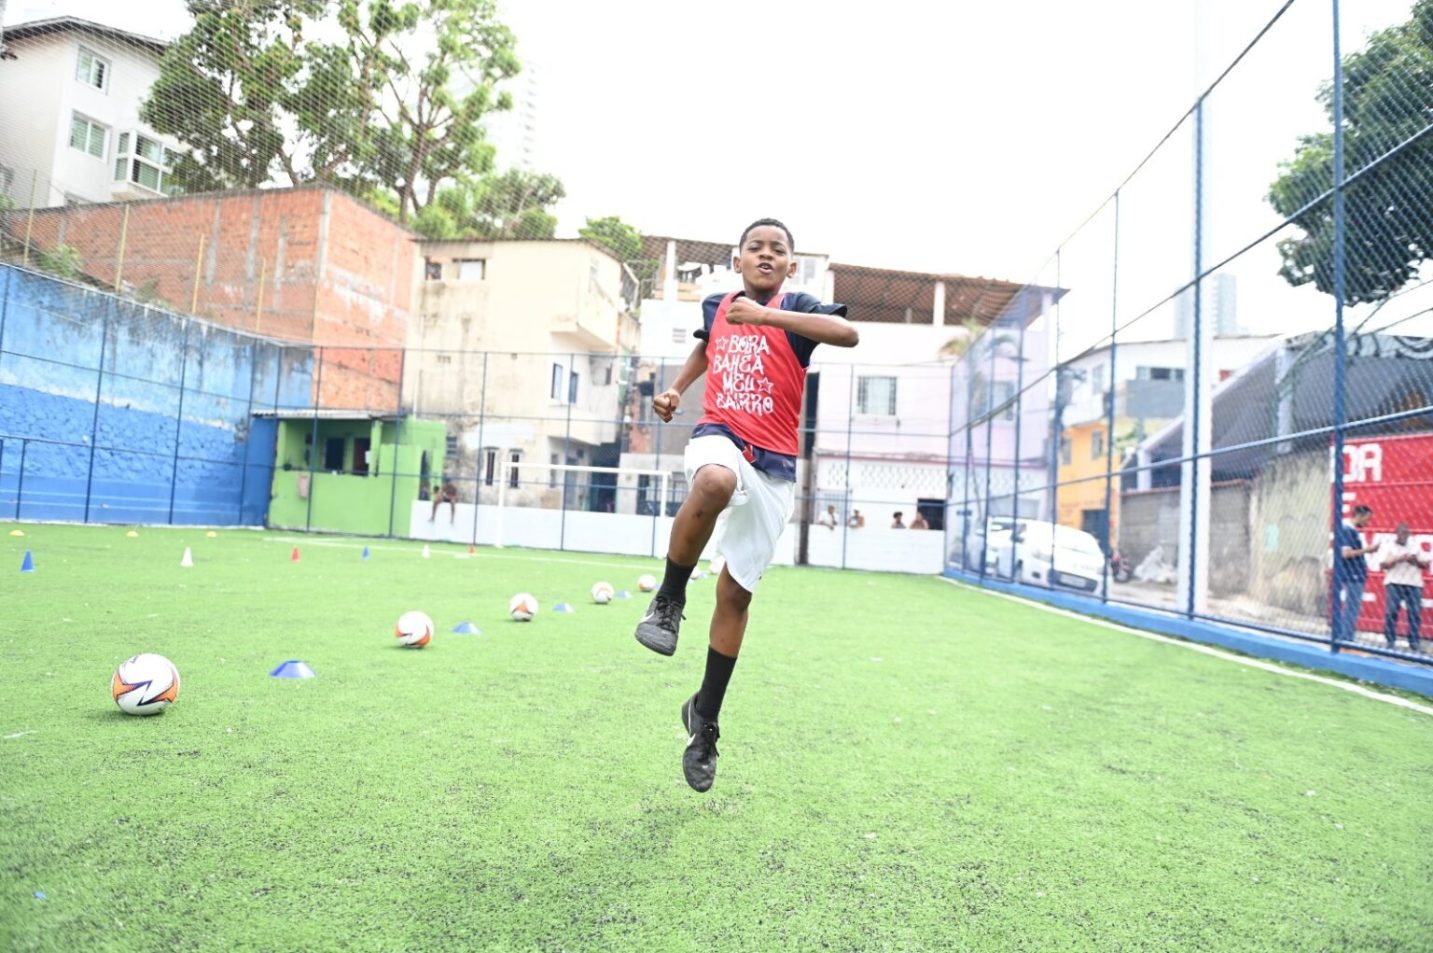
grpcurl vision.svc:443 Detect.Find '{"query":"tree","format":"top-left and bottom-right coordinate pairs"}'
top-left (143, 0), bottom-right (520, 218)
top-left (338, 0), bottom-right (519, 222)
top-left (1268, 0), bottom-right (1433, 305)
top-left (142, 0), bottom-right (328, 191)
top-left (409, 169), bottom-right (565, 240)
top-left (579, 216), bottom-right (643, 262)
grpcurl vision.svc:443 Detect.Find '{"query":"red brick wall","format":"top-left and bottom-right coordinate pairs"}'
top-left (20, 187), bottom-right (414, 409)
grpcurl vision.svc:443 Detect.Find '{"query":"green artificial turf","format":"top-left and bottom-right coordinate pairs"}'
top-left (2, 524), bottom-right (1431, 952)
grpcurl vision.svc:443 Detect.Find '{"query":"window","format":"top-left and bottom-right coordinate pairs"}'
top-left (1060, 436), bottom-right (1072, 466)
top-left (483, 448), bottom-right (497, 486)
top-left (857, 376), bottom-right (897, 416)
top-left (76, 46), bottom-right (109, 90)
top-left (352, 437), bottom-right (371, 476)
top-left (508, 451), bottom-right (521, 489)
top-left (424, 259), bottom-right (442, 280)
top-left (445, 434), bottom-right (458, 459)
top-left (671, 327), bottom-right (687, 344)
top-left (323, 437), bottom-right (346, 471)
top-left (69, 114), bottom-right (107, 159)
top-left (113, 133), bottom-right (176, 194)
top-left (568, 370), bottom-right (579, 405)
top-left (435, 354), bottom-right (452, 365)
top-left (1091, 364), bottom-right (1104, 392)
top-left (550, 453), bottom-right (560, 489)
top-left (992, 381), bottom-right (1016, 422)
top-left (551, 363), bottom-right (564, 400)
top-left (456, 258), bottom-right (485, 281)
top-left (1091, 430), bottom-right (1105, 460)
top-left (1137, 366), bottom-right (1185, 382)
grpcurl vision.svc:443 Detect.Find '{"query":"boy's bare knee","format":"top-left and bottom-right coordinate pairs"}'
top-left (717, 572), bottom-right (753, 612)
top-left (692, 465), bottom-right (737, 502)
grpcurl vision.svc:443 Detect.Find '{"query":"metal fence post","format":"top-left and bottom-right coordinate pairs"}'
top-left (1329, 0), bottom-right (1349, 651)
top-left (1101, 191), bottom-right (1121, 602)
top-left (470, 350), bottom-right (488, 548)
top-left (15, 439), bottom-right (26, 518)
top-left (81, 302), bottom-right (109, 523)
top-left (560, 352), bottom-right (574, 551)
top-left (235, 343), bottom-right (259, 525)
top-left (304, 347), bottom-right (325, 533)
top-left (841, 365), bottom-right (856, 570)
top-left (979, 329), bottom-right (997, 582)
top-left (387, 348), bottom-right (407, 538)
top-left (1012, 319), bottom-right (1028, 581)
top-left (1185, 98), bottom-right (1208, 620)
top-left (166, 318), bottom-right (190, 524)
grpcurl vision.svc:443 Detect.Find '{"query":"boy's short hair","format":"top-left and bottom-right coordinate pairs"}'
top-left (740, 218), bottom-right (794, 251)
top-left (1352, 505), bottom-right (1373, 518)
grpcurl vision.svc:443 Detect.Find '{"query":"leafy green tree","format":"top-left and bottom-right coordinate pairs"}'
top-left (410, 169), bottom-right (565, 240)
top-left (579, 215), bottom-right (643, 261)
top-left (1268, 0), bottom-right (1433, 304)
top-left (143, 0), bottom-right (520, 220)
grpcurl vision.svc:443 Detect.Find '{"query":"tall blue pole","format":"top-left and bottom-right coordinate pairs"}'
top-left (166, 319), bottom-right (190, 524)
top-left (1186, 99), bottom-right (1207, 620)
top-left (81, 304), bottom-right (109, 523)
top-left (1330, 0), bottom-right (1349, 651)
top-left (1102, 193), bottom-right (1121, 602)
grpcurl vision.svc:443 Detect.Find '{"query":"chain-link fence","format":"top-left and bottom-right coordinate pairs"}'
top-left (2, 2), bottom-right (1431, 668)
top-left (945, 0), bottom-right (1433, 667)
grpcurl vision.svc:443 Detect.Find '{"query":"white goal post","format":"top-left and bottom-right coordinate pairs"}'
top-left (493, 460), bottom-right (673, 548)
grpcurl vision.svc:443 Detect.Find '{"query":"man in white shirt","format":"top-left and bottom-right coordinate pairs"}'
top-left (1379, 522), bottom-right (1428, 652)
top-left (816, 504), bottom-right (838, 531)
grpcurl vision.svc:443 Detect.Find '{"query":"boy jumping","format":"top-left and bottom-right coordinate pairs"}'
top-left (634, 218), bottom-right (858, 791)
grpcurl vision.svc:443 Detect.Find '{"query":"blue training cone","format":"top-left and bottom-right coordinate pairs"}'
top-left (20, 550), bottom-right (35, 573)
top-left (269, 659), bottom-right (316, 679)
top-left (452, 621), bottom-right (481, 635)
top-left (553, 602), bottom-right (574, 614)
top-left (616, 589), bottom-right (631, 600)
top-left (361, 545), bottom-right (371, 560)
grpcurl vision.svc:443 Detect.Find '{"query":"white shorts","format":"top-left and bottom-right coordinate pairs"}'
top-left (683, 435), bottom-right (795, 593)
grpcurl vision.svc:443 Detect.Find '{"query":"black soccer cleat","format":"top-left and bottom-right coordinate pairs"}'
top-left (634, 594), bottom-right (684, 656)
top-left (680, 692), bottom-right (720, 792)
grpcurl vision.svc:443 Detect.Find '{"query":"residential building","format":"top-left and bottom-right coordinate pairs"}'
top-left (406, 238), bottom-right (638, 510)
top-left (1175, 272), bottom-right (1239, 338)
top-left (1049, 334), bottom-right (1277, 547)
top-left (0, 16), bottom-right (178, 209)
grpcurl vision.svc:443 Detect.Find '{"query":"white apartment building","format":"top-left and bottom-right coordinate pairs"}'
top-left (0, 17), bottom-right (180, 209)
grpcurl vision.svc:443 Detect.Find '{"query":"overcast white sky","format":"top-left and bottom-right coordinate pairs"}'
top-left (8, 0), bottom-right (1424, 339)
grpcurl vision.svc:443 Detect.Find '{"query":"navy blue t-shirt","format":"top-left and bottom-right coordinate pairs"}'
top-left (1335, 522), bottom-right (1368, 582)
top-left (691, 291), bottom-right (848, 482)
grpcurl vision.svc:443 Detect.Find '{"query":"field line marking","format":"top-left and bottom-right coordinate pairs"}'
top-left (940, 577), bottom-right (1433, 717)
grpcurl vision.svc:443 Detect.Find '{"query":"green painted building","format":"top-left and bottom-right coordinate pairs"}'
top-left (260, 412), bottom-right (448, 536)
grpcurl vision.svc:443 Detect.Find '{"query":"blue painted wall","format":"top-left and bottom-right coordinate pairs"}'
top-left (0, 264), bottom-right (313, 525)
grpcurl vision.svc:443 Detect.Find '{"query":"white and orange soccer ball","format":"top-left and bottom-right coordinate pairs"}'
top-left (637, 574), bottom-right (657, 593)
top-left (111, 653), bottom-right (181, 716)
top-left (395, 610), bottom-right (434, 648)
top-left (591, 581), bottom-right (614, 605)
top-left (509, 593), bottom-right (539, 621)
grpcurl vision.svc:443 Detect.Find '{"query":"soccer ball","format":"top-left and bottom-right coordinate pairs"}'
top-left (509, 593), bottom-right (539, 621)
top-left (637, 573), bottom-right (657, 592)
top-left (591, 581), bottom-right (614, 605)
top-left (111, 653), bottom-right (181, 716)
top-left (395, 610), bottom-right (434, 647)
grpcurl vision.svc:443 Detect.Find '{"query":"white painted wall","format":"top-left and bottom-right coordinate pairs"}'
top-left (0, 26), bottom-right (174, 207)
top-left (406, 501), bottom-right (945, 574)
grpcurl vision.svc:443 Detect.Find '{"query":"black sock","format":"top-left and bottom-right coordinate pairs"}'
top-left (657, 556), bottom-right (695, 603)
top-left (696, 647), bottom-right (737, 721)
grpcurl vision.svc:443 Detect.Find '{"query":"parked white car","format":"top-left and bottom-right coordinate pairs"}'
top-left (986, 520), bottom-right (1107, 596)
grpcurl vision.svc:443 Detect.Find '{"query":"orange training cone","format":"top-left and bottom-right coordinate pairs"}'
top-left (290, 546), bottom-right (301, 563)
top-left (468, 543), bottom-right (476, 554)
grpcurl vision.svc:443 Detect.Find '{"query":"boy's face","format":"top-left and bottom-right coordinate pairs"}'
top-left (734, 225), bottom-right (797, 296)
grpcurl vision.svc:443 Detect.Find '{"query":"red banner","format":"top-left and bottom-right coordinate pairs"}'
top-left (1336, 432), bottom-right (1433, 635)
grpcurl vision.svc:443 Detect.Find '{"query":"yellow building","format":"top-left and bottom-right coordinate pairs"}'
top-left (1056, 419), bottom-right (1120, 545)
